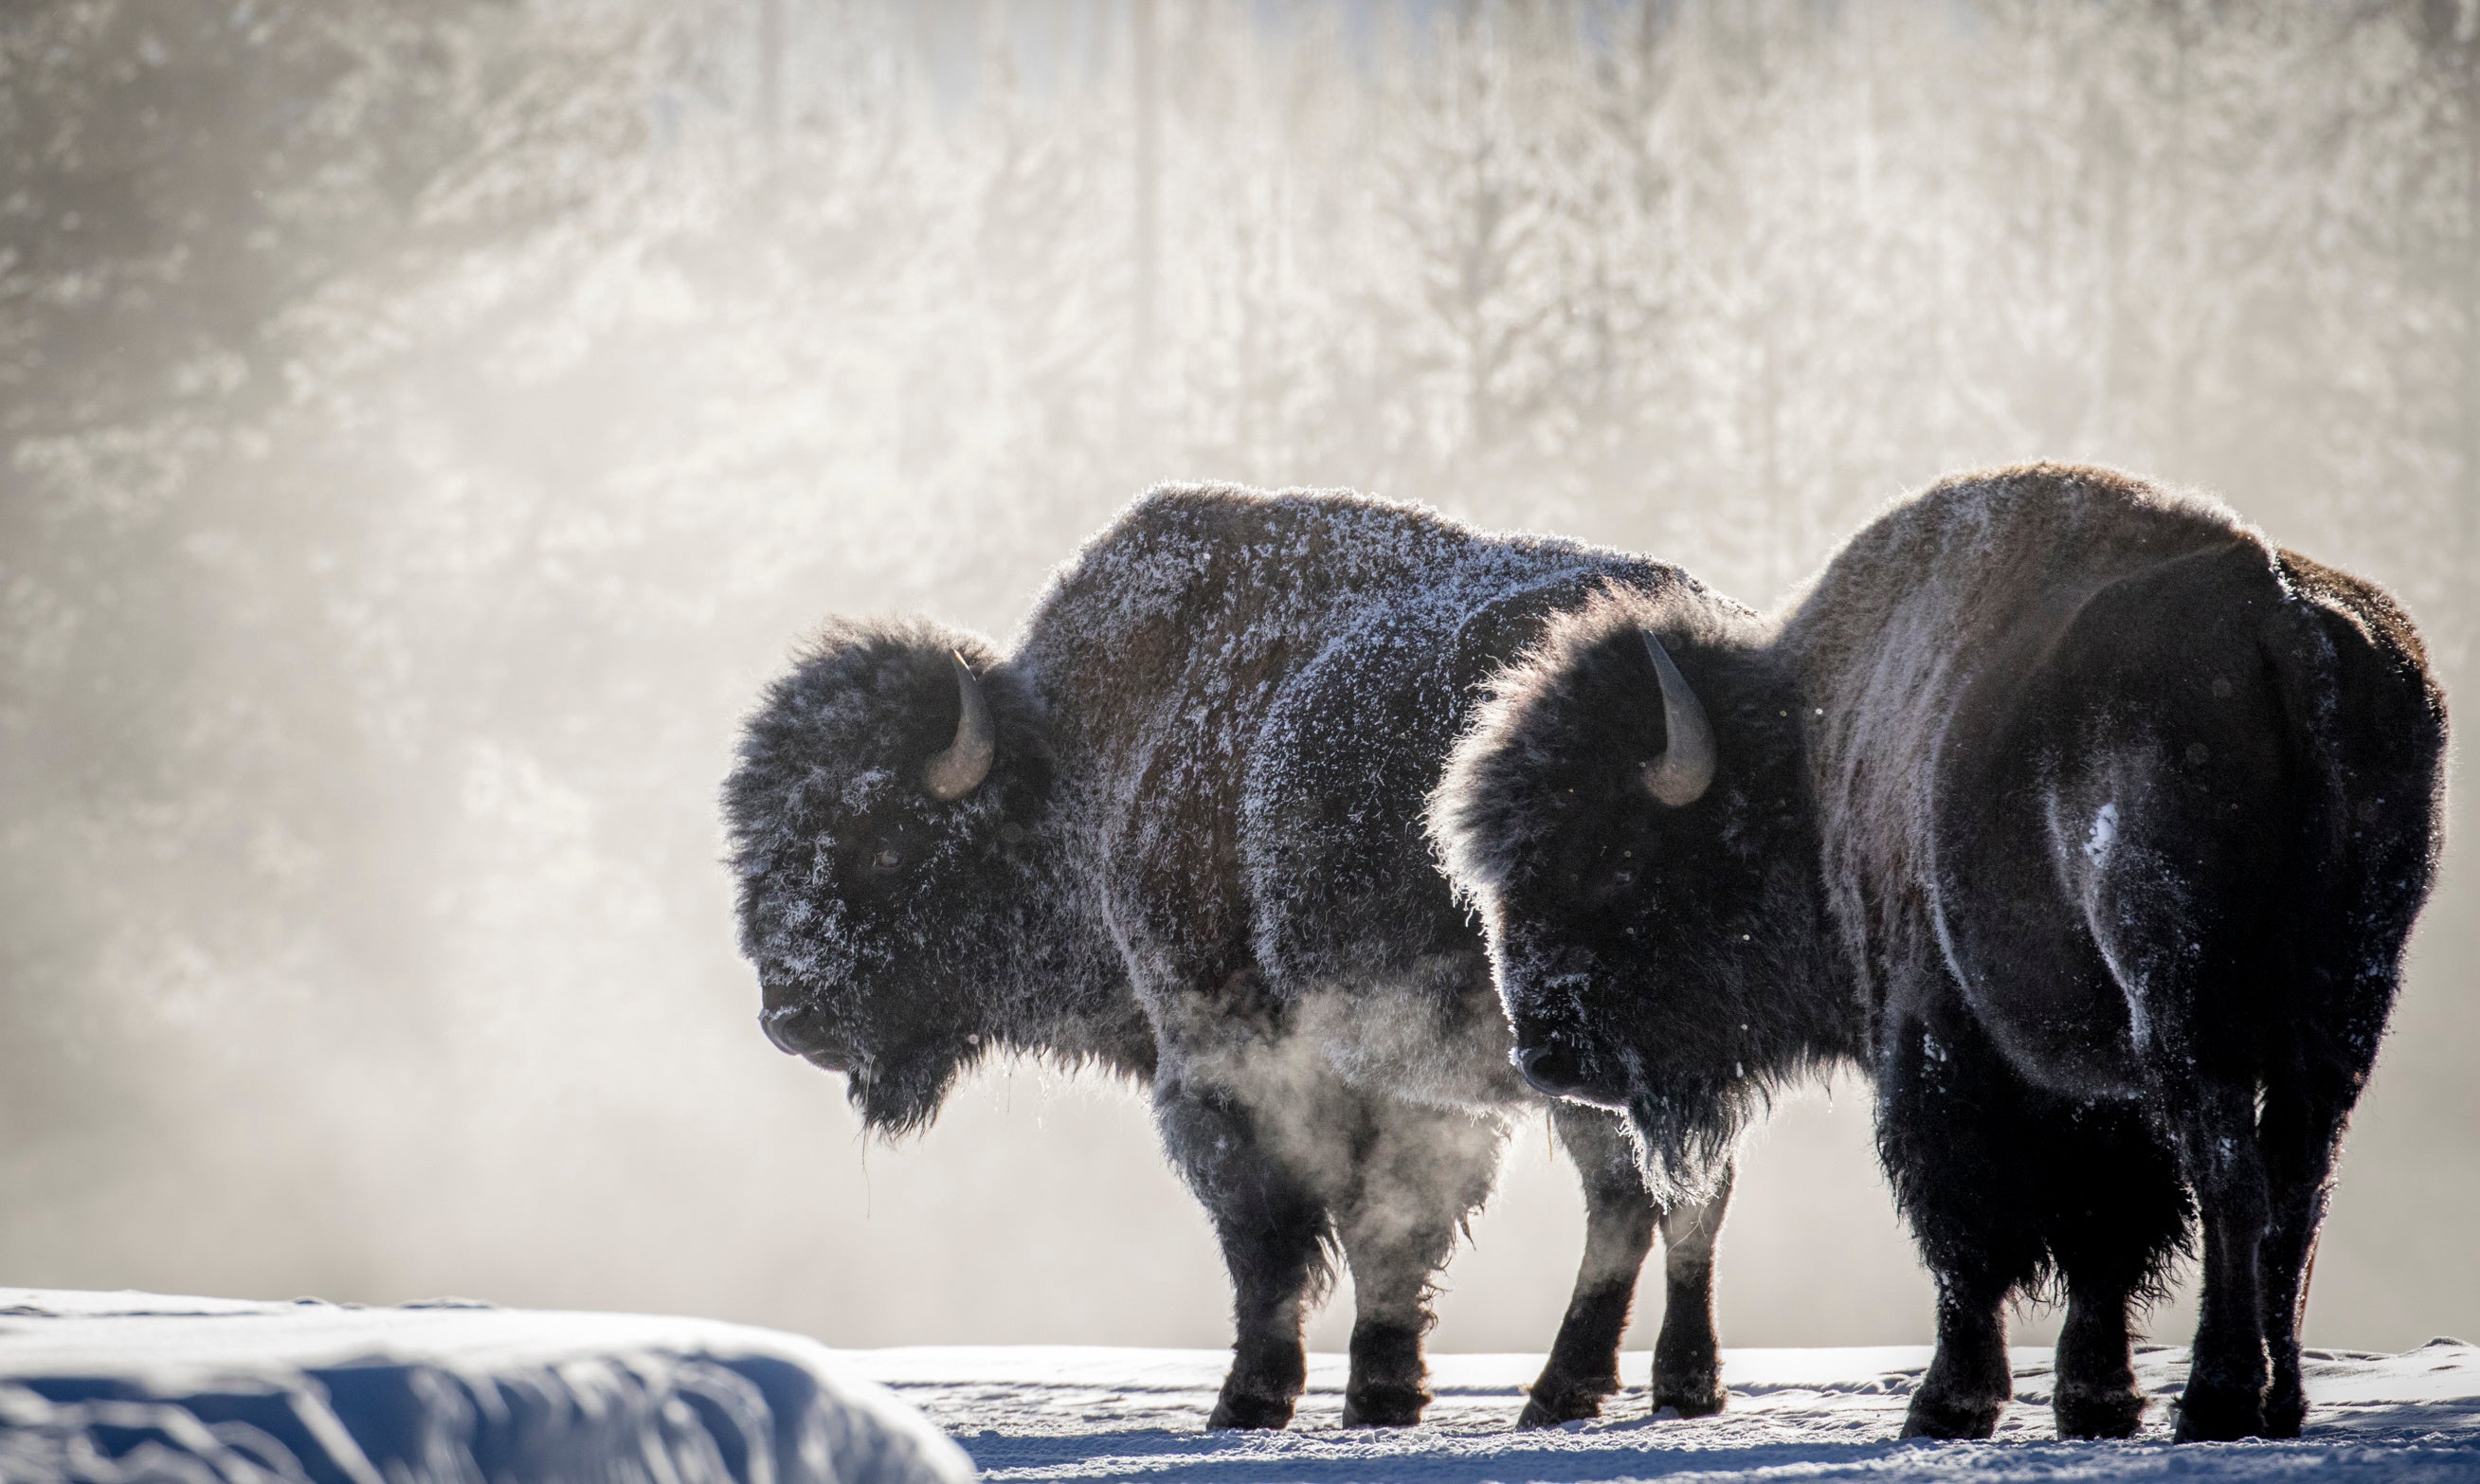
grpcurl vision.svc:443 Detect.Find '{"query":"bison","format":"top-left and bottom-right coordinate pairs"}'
top-left (724, 485), bottom-right (1744, 1430)
top-left (1430, 464), bottom-right (2447, 1442)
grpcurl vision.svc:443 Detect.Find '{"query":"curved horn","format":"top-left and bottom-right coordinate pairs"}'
top-left (923, 651), bottom-right (996, 802)
top-left (1638, 630), bottom-right (1716, 807)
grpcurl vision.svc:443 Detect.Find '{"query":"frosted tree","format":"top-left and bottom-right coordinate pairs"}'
top-left (3, 0), bottom-right (2471, 1319)
top-left (1351, 5), bottom-right (1612, 528)
top-left (2416, 0), bottom-right (2480, 575)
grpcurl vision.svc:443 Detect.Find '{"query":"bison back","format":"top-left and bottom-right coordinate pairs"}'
top-left (1241, 564), bottom-right (1682, 990)
top-left (1020, 484), bottom-right (1686, 1071)
top-left (1923, 536), bottom-right (2442, 1102)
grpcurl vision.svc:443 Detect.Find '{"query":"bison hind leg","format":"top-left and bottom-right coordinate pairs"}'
top-left (1334, 1096), bottom-right (1503, 1428)
top-left (1158, 1077), bottom-right (1339, 1432)
top-left (2254, 1074), bottom-right (2362, 1439)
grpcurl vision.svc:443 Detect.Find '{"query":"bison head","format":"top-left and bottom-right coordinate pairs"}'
top-left (723, 618), bottom-right (1054, 1135)
top-left (1429, 594), bottom-right (1825, 1196)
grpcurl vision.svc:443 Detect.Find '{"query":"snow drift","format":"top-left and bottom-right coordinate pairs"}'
top-left (0, 1289), bottom-right (969, 1484)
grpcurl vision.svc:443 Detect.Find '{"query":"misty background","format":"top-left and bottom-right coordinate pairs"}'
top-left (1, 0), bottom-right (2472, 1359)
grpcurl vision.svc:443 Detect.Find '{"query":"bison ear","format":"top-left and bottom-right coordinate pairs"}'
top-left (1638, 630), bottom-right (1716, 807)
top-left (923, 651), bottom-right (997, 801)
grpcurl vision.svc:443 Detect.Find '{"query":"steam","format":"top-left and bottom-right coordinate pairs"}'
top-left (0, 0), bottom-right (2468, 1354)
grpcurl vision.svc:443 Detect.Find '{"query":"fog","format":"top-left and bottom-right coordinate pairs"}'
top-left (0, 0), bottom-right (2471, 1360)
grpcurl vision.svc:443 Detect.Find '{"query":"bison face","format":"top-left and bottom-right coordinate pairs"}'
top-left (1431, 597), bottom-right (1821, 1191)
top-left (723, 618), bottom-right (1055, 1136)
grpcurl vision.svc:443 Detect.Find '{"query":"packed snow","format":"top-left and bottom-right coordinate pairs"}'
top-left (7, 1290), bottom-right (2473, 1480)
top-left (0, 1289), bottom-right (968, 1484)
top-left (844, 1342), bottom-right (2480, 1482)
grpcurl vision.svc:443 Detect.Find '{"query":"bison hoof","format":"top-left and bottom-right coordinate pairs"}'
top-left (1652, 1380), bottom-right (1728, 1420)
top-left (2261, 1386), bottom-right (2307, 1440)
top-left (1207, 1387), bottom-right (1296, 1431)
top-left (1515, 1381), bottom-right (1611, 1429)
top-left (1341, 1383), bottom-right (1428, 1428)
top-left (2172, 1382), bottom-right (2265, 1442)
top-left (1901, 1388), bottom-right (2005, 1440)
top-left (2053, 1380), bottom-right (2145, 1439)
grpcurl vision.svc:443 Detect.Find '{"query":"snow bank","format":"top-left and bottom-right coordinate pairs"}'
top-left (847, 1341), bottom-right (2480, 1482)
top-left (0, 1289), bottom-right (970, 1484)
top-left (18, 1293), bottom-right (2470, 1483)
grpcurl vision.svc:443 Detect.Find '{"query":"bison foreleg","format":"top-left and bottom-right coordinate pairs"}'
top-left (1651, 1164), bottom-right (1732, 1419)
top-left (2043, 1104), bottom-right (2187, 1439)
top-left (1520, 1106), bottom-right (1660, 1427)
top-left (2052, 1278), bottom-right (2145, 1439)
top-left (1881, 1012), bottom-right (2036, 1440)
top-left (1904, 1280), bottom-right (2014, 1440)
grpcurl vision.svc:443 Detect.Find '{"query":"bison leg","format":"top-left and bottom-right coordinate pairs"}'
top-left (2170, 1083), bottom-right (2272, 1442)
top-left (1157, 1077), bottom-right (1334, 1431)
top-left (2052, 1280), bottom-right (2143, 1439)
top-left (1519, 1107), bottom-right (1659, 1427)
top-left (1903, 1277), bottom-right (2015, 1440)
top-left (1335, 1098), bottom-right (1500, 1428)
top-left (1651, 1163), bottom-right (1732, 1419)
top-left (2044, 1105), bottom-right (2187, 1439)
top-left (1880, 1013), bottom-right (2043, 1440)
top-left (2254, 1082), bottom-right (2348, 1440)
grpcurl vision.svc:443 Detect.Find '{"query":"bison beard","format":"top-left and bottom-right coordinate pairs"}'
top-left (1432, 463), bottom-right (2448, 1444)
top-left (724, 486), bottom-right (1748, 1430)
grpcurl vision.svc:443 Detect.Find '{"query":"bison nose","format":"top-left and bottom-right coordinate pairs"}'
top-left (760, 1010), bottom-right (807, 1056)
top-left (1515, 1041), bottom-right (1591, 1100)
top-left (760, 1006), bottom-right (851, 1070)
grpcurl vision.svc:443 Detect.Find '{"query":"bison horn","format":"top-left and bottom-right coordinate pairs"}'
top-left (1638, 630), bottom-right (1716, 807)
top-left (923, 651), bottom-right (996, 801)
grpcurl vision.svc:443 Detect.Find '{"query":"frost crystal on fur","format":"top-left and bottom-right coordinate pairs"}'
top-left (726, 484), bottom-right (1738, 1430)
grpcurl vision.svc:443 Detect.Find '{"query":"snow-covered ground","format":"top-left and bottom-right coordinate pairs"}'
top-left (846, 1343), bottom-right (2480, 1482)
top-left (9, 1292), bottom-right (2471, 1482)
top-left (0, 1289), bottom-right (969, 1484)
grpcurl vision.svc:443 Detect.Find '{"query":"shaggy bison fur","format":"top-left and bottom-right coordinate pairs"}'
top-left (1431, 464), bottom-right (2447, 1442)
top-left (725, 485), bottom-right (1745, 1430)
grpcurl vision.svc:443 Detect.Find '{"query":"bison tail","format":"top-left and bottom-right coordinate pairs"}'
top-left (2257, 552), bottom-right (2448, 1095)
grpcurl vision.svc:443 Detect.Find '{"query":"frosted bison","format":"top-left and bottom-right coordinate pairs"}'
top-left (1431, 464), bottom-right (2446, 1442)
top-left (725, 487), bottom-right (1741, 1430)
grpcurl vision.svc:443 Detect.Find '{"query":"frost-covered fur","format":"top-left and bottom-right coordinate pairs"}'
top-left (726, 619), bottom-right (1143, 1133)
top-left (1431, 590), bottom-right (1852, 1199)
top-left (1432, 463), bottom-right (2448, 1445)
top-left (726, 486), bottom-right (1743, 1432)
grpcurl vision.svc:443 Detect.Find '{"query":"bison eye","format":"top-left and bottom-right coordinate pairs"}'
top-left (872, 846), bottom-right (902, 872)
